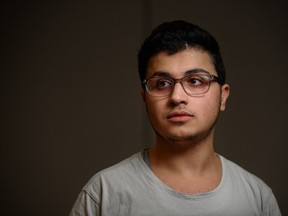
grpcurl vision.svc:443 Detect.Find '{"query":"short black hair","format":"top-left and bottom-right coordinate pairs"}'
top-left (138, 20), bottom-right (226, 88)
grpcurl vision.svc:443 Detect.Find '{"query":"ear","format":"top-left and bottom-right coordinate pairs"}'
top-left (220, 84), bottom-right (230, 111)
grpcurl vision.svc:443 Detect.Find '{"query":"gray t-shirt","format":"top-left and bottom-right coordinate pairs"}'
top-left (70, 151), bottom-right (281, 216)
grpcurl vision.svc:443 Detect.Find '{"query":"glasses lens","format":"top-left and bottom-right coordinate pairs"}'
top-left (147, 77), bottom-right (173, 96)
top-left (183, 73), bottom-right (210, 95)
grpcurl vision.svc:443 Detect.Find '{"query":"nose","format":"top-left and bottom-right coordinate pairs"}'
top-left (169, 82), bottom-right (189, 105)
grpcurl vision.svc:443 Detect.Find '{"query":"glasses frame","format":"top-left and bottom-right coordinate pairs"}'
top-left (143, 70), bottom-right (220, 97)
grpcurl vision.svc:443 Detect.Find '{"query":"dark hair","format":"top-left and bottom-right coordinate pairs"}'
top-left (138, 20), bottom-right (226, 88)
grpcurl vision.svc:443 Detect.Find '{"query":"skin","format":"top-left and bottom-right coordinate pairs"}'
top-left (142, 48), bottom-right (230, 194)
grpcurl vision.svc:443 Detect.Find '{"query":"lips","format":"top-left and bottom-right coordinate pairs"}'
top-left (167, 110), bottom-right (194, 122)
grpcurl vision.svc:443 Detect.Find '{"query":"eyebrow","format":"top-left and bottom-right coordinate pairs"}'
top-left (149, 68), bottom-right (210, 79)
top-left (184, 68), bottom-right (211, 76)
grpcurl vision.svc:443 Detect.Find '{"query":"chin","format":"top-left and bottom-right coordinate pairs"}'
top-left (161, 132), bottom-right (196, 143)
top-left (168, 135), bottom-right (198, 143)
top-left (158, 128), bottom-right (213, 146)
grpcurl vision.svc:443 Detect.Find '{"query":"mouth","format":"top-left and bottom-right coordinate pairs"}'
top-left (167, 110), bottom-right (194, 122)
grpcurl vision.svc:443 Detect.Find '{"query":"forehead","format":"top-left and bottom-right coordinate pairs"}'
top-left (146, 48), bottom-right (216, 78)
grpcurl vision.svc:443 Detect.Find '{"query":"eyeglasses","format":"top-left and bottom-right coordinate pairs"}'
top-left (143, 70), bottom-right (220, 97)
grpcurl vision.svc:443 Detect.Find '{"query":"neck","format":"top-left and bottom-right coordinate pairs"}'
top-left (150, 129), bottom-right (217, 174)
top-left (148, 129), bottom-right (222, 194)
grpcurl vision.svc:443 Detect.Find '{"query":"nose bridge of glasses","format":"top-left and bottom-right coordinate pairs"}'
top-left (173, 77), bottom-right (186, 90)
top-left (170, 78), bottom-right (188, 96)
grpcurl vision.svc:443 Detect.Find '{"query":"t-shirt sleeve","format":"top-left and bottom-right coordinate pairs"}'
top-left (263, 192), bottom-right (282, 216)
top-left (69, 190), bottom-right (100, 216)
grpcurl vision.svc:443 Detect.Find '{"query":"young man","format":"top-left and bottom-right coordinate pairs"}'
top-left (70, 20), bottom-right (281, 215)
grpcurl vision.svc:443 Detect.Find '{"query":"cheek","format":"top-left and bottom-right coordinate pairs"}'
top-left (146, 100), bottom-right (163, 119)
top-left (145, 98), bottom-right (167, 127)
top-left (197, 93), bottom-right (221, 119)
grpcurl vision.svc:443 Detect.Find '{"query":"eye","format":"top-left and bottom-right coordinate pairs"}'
top-left (186, 76), bottom-right (206, 86)
top-left (155, 78), bottom-right (173, 89)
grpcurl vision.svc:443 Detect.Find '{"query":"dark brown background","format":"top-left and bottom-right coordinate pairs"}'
top-left (1, 0), bottom-right (287, 215)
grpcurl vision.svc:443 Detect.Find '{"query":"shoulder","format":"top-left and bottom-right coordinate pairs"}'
top-left (69, 152), bottom-right (148, 215)
top-left (221, 155), bottom-right (271, 193)
top-left (220, 156), bottom-right (281, 215)
top-left (220, 155), bottom-right (279, 207)
top-left (82, 152), bottom-right (147, 198)
top-left (98, 151), bottom-right (147, 179)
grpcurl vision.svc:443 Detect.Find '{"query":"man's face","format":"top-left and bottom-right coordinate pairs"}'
top-left (142, 48), bottom-right (229, 144)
